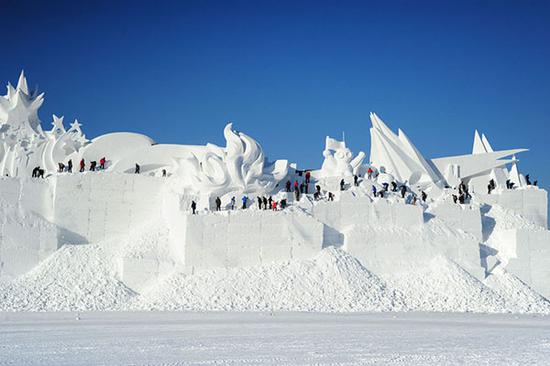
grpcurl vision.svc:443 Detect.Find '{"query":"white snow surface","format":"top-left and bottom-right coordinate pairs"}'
top-left (2, 312), bottom-right (550, 366)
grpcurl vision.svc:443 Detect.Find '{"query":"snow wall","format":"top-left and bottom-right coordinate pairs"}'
top-left (0, 174), bottom-right (548, 298)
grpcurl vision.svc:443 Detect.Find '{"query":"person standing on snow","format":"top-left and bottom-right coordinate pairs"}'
top-left (99, 157), bottom-right (106, 170)
top-left (372, 185), bottom-right (377, 197)
top-left (230, 196), bottom-right (236, 210)
top-left (262, 196), bottom-right (268, 210)
top-left (215, 197), bottom-right (222, 211)
top-left (135, 164), bottom-right (140, 174)
top-left (191, 200), bottom-right (197, 215)
top-left (257, 197), bottom-right (262, 210)
top-left (67, 159), bottom-right (73, 173)
top-left (421, 191), bottom-right (427, 202)
top-left (90, 161), bottom-right (97, 171)
top-left (79, 159), bottom-right (85, 172)
top-left (294, 180), bottom-right (299, 192)
top-left (400, 185), bottom-right (407, 199)
top-left (242, 195), bottom-right (248, 209)
top-left (286, 180), bottom-right (291, 192)
top-left (340, 179), bottom-right (345, 191)
top-left (305, 171), bottom-right (311, 185)
top-left (367, 167), bottom-right (374, 180)
top-left (354, 175), bottom-right (359, 187)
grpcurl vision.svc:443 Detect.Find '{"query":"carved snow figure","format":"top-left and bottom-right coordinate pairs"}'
top-left (177, 123), bottom-right (288, 195)
top-left (319, 136), bottom-right (365, 178)
top-left (0, 71), bottom-right (89, 176)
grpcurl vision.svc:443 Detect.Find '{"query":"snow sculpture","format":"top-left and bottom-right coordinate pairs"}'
top-left (319, 136), bottom-right (365, 178)
top-left (177, 123), bottom-right (288, 195)
top-left (369, 112), bottom-right (443, 186)
top-left (0, 72), bottom-right (89, 176)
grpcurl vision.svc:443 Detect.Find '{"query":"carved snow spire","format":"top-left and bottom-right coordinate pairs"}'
top-left (16, 70), bottom-right (29, 95)
top-left (0, 72), bottom-right (45, 136)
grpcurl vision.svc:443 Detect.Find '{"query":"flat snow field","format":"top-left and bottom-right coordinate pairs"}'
top-left (1, 312), bottom-right (550, 366)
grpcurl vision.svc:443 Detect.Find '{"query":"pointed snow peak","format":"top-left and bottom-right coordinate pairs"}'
top-left (6, 82), bottom-right (16, 100)
top-left (17, 70), bottom-right (29, 95)
top-left (472, 130), bottom-right (485, 154)
top-left (481, 133), bottom-right (494, 153)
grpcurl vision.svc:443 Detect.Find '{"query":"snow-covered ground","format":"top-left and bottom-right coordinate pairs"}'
top-left (1, 312), bottom-right (550, 365)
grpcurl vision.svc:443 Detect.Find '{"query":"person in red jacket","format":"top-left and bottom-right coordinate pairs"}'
top-left (294, 180), bottom-right (299, 191)
top-left (99, 157), bottom-right (106, 170)
top-left (79, 159), bottom-right (85, 172)
top-left (367, 167), bottom-right (374, 179)
top-left (305, 171), bottom-right (311, 184)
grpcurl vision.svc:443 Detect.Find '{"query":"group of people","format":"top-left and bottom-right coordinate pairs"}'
top-left (55, 157), bottom-right (107, 174)
top-left (193, 195), bottom-right (290, 214)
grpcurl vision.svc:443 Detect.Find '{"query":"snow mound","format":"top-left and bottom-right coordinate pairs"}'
top-left (380, 256), bottom-right (507, 313)
top-left (0, 243), bottom-right (135, 311)
top-left (483, 267), bottom-right (550, 314)
top-left (132, 247), bottom-right (407, 312)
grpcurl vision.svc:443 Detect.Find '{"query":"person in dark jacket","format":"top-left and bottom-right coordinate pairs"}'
top-left (400, 185), bottom-right (407, 199)
top-left (242, 195), bottom-right (248, 209)
top-left (421, 191), bottom-right (427, 202)
top-left (191, 200), bottom-right (197, 214)
top-left (286, 180), bottom-right (291, 192)
top-left (135, 164), bottom-right (140, 174)
top-left (67, 159), bottom-right (73, 173)
top-left (257, 197), bottom-right (262, 210)
top-left (90, 161), bottom-right (97, 171)
top-left (262, 196), bottom-right (268, 210)
top-left (215, 197), bottom-right (222, 211)
top-left (340, 179), bottom-right (345, 191)
top-left (354, 175), bottom-right (359, 187)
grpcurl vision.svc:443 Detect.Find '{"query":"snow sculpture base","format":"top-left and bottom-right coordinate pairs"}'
top-left (480, 188), bottom-right (548, 229)
top-left (182, 210), bottom-right (323, 272)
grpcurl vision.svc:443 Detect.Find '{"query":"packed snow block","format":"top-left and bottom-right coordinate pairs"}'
top-left (183, 210), bottom-right (323, 271)
top-left (261, 244), bottom-right (292, 263)
top-left (18, 179), bottom-right (54, 220)
top-left (424, 230), bottom-right (484, 280)
top-left (480, 189), bottom-right (548, 229)
top-left (391, 203), bottom-right (424, 229)
top-left (260, 214), bottom-right (286, 242)
top-left (227, 245), bottom-right (261, 267)
top-left (311, 201), bottom-right (342, 229)
top-left (53, 174), bottom-right (165, 244)
top-left (0, 178), bottom-right (21, 206)
top-left (430, 203), bottom-right (483, 241)
top-left (285, 213), bottom-right (324, 259)
top-left (345, 227), bottom-right (423, 274)
top-left (0, 208), bottom-right (59, 279)
top-left (499, 229), bottom-right (550, 298)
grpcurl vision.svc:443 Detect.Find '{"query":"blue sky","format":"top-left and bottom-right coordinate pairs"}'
top-left (3, 0), bottom-right (549, 189)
